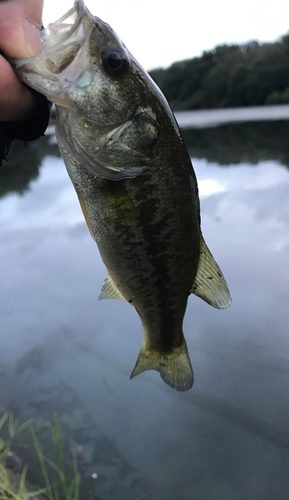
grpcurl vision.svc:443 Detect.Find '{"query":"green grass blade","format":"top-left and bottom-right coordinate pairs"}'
top-left (14, 418), bottom-right (34, 437)
top-left (72, 454), bottom-right (81, 500)
top-left (1, 415), bottom-right (83, 500)
top-left (31, 427), bottom-right (54, 500)
top-left (53, 415), bottom-right (68, 497)
top-left (26, 488), bottom-right (49, 499)
top-left (17, 463), bottom-right (28, 497)
top-left (43, 455), bottom-right (61, 476)
top-left (8, 413), bottom-right (17, 440)
top-left (0, 413), bottom-right (8, 431)
top-left (51, 480), bottom-right (60, 500)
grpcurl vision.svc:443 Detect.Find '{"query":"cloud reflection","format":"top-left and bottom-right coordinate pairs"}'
top-left (198, 178), bottom-right (226, 197)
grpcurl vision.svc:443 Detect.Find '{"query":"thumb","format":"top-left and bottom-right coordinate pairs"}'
top-left (0, 0), bottom-right (44, 58)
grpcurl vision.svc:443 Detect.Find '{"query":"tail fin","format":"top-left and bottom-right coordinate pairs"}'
top-left (130, 338), bottom-right (194, 392)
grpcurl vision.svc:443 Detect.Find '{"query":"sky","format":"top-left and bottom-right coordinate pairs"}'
top-left (43, 0), bottom-right (289, 70)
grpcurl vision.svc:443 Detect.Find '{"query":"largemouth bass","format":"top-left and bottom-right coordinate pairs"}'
top-left (11, 0), bottom-right (231, 391)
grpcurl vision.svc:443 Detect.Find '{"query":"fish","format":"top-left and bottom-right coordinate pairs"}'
top-left (10, 0), bottom-right (231, 391)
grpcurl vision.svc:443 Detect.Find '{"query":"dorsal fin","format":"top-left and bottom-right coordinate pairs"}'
top-left (191, 234), bottom-right (232, 309)
top-left (98, 275), bottom-right (125, 301)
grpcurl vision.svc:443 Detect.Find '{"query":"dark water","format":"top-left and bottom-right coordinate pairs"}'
top-left (1, 121), bottom-right (289, 499)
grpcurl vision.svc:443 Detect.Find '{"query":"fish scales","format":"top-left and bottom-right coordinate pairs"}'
top-left (68, 122), bottom-right (200, 351)
top-left (64, 117), bottom-right (200, 353)
top-left (10, 0), bottom-right (231, 391)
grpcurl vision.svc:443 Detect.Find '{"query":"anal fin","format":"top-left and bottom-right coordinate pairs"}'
top-left (191, 234), bottom-right (232, 309)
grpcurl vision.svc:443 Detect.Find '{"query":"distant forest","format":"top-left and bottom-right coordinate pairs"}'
top-left (149, 34), bottom-right (289, 110)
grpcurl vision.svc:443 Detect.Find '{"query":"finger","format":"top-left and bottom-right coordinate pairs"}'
top-left (0, 0), bottom-right (44, 58)
top-left (0, 0), bottom-right (44, 122)
top-left (0, 56), bottom-right (35, 121)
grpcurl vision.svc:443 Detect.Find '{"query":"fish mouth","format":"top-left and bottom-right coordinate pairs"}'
top-left (38, 0), bottom-right (95, 80)
top-left (9, 0), bottom-right (96, 105)
top-left (40, 0), bottom-right (91, 54)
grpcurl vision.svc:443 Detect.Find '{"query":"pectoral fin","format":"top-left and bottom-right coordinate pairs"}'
top-left (130, 339), bottom-right (194, 392)
top-left (98, 275), bottom-right (125, 301)
top-left (191, 234), bottom-right (232, 309)
top-left (75, 190), bottom-right (94, 239)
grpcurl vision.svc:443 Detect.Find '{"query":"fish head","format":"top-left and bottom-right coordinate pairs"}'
top-left (11, 0), bottom-right (164, 179)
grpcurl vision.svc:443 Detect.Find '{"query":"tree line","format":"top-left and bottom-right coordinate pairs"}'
top-left (149, 34), bottom-right (289, 110)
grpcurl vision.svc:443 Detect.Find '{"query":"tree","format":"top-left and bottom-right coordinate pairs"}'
top-left (149, 34), bottom-right (289, 110)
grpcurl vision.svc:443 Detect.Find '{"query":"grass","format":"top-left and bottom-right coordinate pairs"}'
top-left (0, 413), bottom-right (81, 500)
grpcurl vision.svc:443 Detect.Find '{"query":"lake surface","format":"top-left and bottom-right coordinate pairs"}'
top-left (1, 114), bottom-right (289, 499)
top-left (175, 104), bottom-right (289, 128)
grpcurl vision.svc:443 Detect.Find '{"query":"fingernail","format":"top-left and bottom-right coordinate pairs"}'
top-left (24, 19), bottom-right (42, 56)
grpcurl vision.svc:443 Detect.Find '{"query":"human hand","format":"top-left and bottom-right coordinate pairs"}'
top-left (0, 0), bottom-right (43, 122)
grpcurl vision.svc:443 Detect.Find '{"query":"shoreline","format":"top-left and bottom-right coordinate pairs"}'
top-left (174, 104), bottom-right (289, 128)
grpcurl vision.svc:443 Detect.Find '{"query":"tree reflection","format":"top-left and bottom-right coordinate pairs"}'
top-left (0, 133), bottom-right (60, 199)
top-left (1, 122), bottom-right (289, 201)
top-left (182, 121), bottom-right (289, 167)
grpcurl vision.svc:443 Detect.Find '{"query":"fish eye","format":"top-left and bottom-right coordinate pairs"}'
top-left (102, 47), bottom-right (129, 77)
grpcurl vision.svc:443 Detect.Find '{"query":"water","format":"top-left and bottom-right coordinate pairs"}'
top-left (174, 104), bottom-right (289, 128)
top-left (1, 115), bottom-right (289, 499)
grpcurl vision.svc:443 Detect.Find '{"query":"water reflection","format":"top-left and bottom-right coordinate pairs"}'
top-left (0, 131), bottom-right (60, 199)
top-left (0, 120), bottom-right (289, 499)
top-left (182, 120), bottom-right (289, 168)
